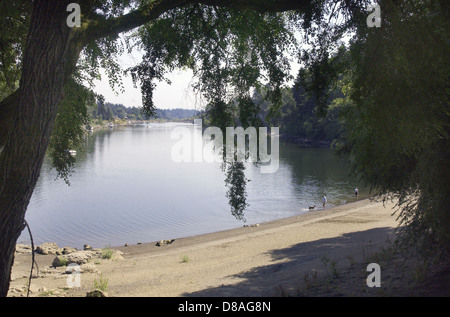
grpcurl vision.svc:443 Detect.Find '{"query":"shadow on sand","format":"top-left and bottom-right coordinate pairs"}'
top-left (183, 227), bottom-right (396, 297)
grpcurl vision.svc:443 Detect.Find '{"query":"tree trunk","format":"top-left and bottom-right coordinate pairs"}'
top-left (0, 0), bottom-right (75, 296)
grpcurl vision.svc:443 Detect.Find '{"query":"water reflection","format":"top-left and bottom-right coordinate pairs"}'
top-left (21, 123), bottom-right (366, 248)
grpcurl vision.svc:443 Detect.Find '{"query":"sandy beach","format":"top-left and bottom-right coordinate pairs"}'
top-left (9, 198), bottom-right (448, 297)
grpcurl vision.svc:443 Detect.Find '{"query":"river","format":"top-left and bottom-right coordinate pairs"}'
top-left (19, 122), bottom-right (368, 249)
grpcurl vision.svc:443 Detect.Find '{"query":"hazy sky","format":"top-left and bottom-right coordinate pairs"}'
top-left (93, 48), bottom-right (300, 111)
top-left (90, 44), bottom-right (203, 110)
top-left (93, 67), bottom-right (202, 110)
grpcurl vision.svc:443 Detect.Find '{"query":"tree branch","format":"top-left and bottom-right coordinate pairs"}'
top-left (0, 0), bottom-right (313, 147)
top-left (195, 0), bottom-right (311, 13)
top-left (82, 0), bottom-right (190, 44)
top-left (82, 0), bottom-right (311, 44)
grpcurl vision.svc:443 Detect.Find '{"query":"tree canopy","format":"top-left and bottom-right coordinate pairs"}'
top-left (336, 0), bottom-right (449, 256)
top-left (0, 0), bottom-right (448, 296)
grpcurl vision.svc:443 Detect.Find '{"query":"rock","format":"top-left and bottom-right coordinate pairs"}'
top-left (52, 256), bottom-right (68, 267)
top-left (53, 250), bottom-right (101, 267)
top-left (81, 263), bottom-right (99, 274)
top-left (155, 239), bottom-right (175, 247)
top-left (86, 290), bottom-right (107, 297)
top-left (62, 247), bottom-right (77, 254)
top-left (15, 244), bottom-right (32, 254)
top-left (36, 242), bottom-right (61, 255)
top-left (67, 250), bottom-right (97, 264)
top-left (83, 244), bottom-right (93, 250)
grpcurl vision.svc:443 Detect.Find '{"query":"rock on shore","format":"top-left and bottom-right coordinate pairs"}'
top-left (35, 242), bottom-right (62, 255)
top-left (10, 242), bottom-right (123, 297)
top-left (16, 242), bottom-right (123, 267)
top-left (52, 250), bottom-right (101, 267)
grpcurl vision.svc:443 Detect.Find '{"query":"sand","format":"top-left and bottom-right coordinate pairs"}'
top-left (9, 198), bottom-right (405, 297)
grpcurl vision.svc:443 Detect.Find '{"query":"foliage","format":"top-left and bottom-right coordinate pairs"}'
top-left (156, 108), bottom-right (199, 121)
top-left (253, 80), bottom-right (344, 145)
top-left (128, 5), bottom-right (295, 120)
top-left (224, 161), bottom-right (249, 222)
top-left (181, 255), bottom-right (190, 263)
top-left (88, 101), bottom-right (199, 122)
top-left (336, 0), bottom-right (450, 256)
top-left (93, 274), bottom-right (109, 292)
top-left (0, 0), bottom-right (31, 101)
top-left (102, 245), bottom-right (114, 259)
top-left (1, 0), bottom-right (448, 259)
top-left (47, 78), bottom-right (95, 185)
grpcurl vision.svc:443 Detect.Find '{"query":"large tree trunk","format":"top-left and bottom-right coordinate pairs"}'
top-left (0, 0), bottom-right (75, 296)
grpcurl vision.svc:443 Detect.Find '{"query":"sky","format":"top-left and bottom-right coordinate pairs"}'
top-left (91, 44), bottom-right (204, 110)
top-left (93, 67), bottom-right (202, 110)
top-left (92, 48), bottom-right (300, 111)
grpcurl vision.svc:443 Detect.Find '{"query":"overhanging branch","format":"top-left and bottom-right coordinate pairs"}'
top-left (0, 0), bottom-right (314, 147)
top-left (82, 0), bottom-right (190, 44)
top-left (82, 0), bottom-right (312, 44)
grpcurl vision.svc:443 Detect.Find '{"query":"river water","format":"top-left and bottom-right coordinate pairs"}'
top-left (20, 122), bottom-right (367, 249)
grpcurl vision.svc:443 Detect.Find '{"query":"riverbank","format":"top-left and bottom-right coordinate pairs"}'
top-left (8, 198), bottom-right (450, 297)
top-left (279, 133), bottom-right (331, 148)
top-left (88, 118), bottom-right (194, 130)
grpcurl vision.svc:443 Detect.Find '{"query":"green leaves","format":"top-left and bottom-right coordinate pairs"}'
top-left (48, 78), bottom-right (95, 185)
top-left (3, 0), bottom-right (446, 255)
top-left (128, 5), bottom-right (296, 118)
top-left (337, 0), bottom-right (450, 255)
top-left (0, 0), bottom-right (31, 101)
top-left (225, 161), bottom-right (249, 222)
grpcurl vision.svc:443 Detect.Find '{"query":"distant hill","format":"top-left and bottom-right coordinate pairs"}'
top-left (89, 101), bottom-right (199, 121)
top-left (155, 108), bottom-right (199, 120)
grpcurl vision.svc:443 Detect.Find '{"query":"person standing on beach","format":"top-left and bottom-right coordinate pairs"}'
top-left (355, 188), bottom-right (358, 199)
top-left (322, 195), bottom-right (327, 208)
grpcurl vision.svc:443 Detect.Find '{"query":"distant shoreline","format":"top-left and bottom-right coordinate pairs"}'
top-left (91, 121), bottom-right (338, 151)
top-left (88, 118), bottom-right (195, 131)
top-left (279, 133), bottom-right (332, 148)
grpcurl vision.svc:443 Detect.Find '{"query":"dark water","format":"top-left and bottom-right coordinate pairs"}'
top-left (20, 123), bottom-right (367, 249)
